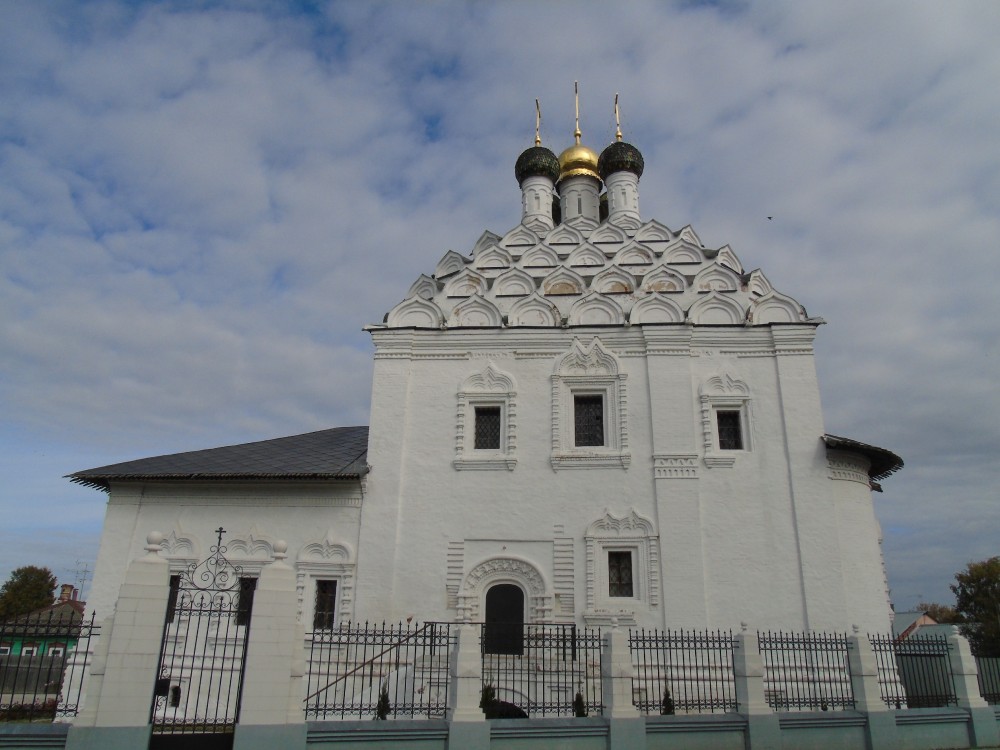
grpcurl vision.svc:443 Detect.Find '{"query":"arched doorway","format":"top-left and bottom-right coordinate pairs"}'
top-left (483, 584), bottom-right (524, 655)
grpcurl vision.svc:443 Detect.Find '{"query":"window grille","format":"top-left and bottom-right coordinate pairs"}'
top-left (313, 579), bottom-right (338, 630)
top-left (608, 551), bottom-right (634, 597)
top-left (235, 577), bottom-right (256, 626)
top-left (474, 406), bottom-right (502, 450)
top-left (574, 395), bottom-right (605, 447)
top-left (717, 410), bottom-right (743, 450)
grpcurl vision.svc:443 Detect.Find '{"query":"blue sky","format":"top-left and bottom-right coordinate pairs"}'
top-left (1, 0), bottom-right (998, 612)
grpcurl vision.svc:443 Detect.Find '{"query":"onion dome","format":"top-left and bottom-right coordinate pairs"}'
top-left (515, 146), bottom-right (560, 186)
top-left (558, 142), bottom-right (600, 182)
top-left (598, 140), bottom-right (644, 181)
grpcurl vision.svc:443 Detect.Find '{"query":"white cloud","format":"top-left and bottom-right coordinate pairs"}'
top-left (0, 0), bottom-right (997, 609)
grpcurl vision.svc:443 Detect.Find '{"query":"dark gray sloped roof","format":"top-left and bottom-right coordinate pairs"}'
top-left (822, 434), bottom-right (903, 481)
top-left (68, 426), bottom-right (369, 492)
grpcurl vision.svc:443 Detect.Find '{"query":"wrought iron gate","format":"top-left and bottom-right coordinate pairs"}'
top-left (149, 528), bottom-right (254, 750)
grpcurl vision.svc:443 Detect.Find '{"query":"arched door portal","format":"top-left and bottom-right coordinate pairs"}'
top-left (483, 584), bottom-right (524, 655)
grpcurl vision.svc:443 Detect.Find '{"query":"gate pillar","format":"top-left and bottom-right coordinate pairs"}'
top-left (233, 541), bottom-right (307, 750)
top-left (67, 532), bottom-right (170, 750)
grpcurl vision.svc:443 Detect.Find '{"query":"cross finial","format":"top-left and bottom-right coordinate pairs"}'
top-left (215, 526), bottom-right (226, 546)
top-left (535, 98), bottom-right (541, 146)
top-left (573, 81), bottom-right (582, 144)
top-left (614, 92), bottom-right (622, 142)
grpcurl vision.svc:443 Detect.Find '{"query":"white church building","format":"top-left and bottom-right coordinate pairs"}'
top-left (72, 112), bottom-right (902, 638)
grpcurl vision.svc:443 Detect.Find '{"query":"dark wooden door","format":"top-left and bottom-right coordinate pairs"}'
top-left (483, 584), bottom-right (524, 655)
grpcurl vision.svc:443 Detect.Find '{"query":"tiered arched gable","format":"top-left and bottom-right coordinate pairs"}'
top-left (472, 245), bottom-right (512, 272)
top-left (406, 274), bottom-right (438, 300)
top-left (630, 293), bottom-right (685, 324)
top-left (694, 265), bottom-right (740, 292)
top-left (716, 245), bottom-right (743, 274)
top-left (589, 223), bottom-right (627, 245)
top-left (435, 250), bottom-right (468, 278)
top-left (449, 294), bottom-right (503, 327)
top-left (688, 291), bottom-right (746, 325)
top-left (492, 267), bottom-right (536, 297)
top-left (641, 265), bottom-right (687, 293)
top-left (520, 244), bottom-right (559, 269)
top-left (509, 293), bottom-right (560, 327)
top-left (566, 243), bottom-right (607, 268)
top-left (545, 223), bottom-right (584, 246)
top-left (634, 220), bottom-right (673, 243)
top-left (678, 225), bottom-right (703, 246)
top-left (542, 267), bottom-right (587, 296)
top-left (591, 265), bottom-right (636, 295)
top-left (444, 269), bottom-right (488, 297)
top-left (663, 240), bottom-right (703, 264)
top-left (568, 292), bottom-right (625, 326)
top-left (500, 224), bottom-right (538, 248)
top-left (387, 296), bottom-right (445, 328)
top-left (746, 270), bottom-right (773, 298)
top-left (750, 290), bottom-right (807, 324)
top-left (471, 230), bottom-right (502, 256)
top-left (613, 241), bottom-right (655, 267)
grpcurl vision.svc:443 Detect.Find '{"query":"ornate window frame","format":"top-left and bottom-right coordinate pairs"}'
top-left (584, 510), bottom-right (660, 626)
top-left (454, 362), bottom-right (517, 471)
top-left (551, 338), bottom-right (629, 469)
top-left (700, 373), bottom-right (752, 468)
top-left (296, 536), bottom-right (356, 627)
top-left (456, 556), bottom-right (552, 623)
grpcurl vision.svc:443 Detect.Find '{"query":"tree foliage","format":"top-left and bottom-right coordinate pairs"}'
top-left (0, 566), bottom-right (58, 619)
top-left (951, 556), bottom-right (1000, 657)
top-left (916, 601), bottom-right (962, 624)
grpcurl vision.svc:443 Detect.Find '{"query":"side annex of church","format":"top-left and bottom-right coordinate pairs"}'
top-left (72, 102), bottom-right (902, 636)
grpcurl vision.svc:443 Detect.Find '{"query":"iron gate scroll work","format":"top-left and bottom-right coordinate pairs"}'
top-left (150, 528), bottom-right (255, 750)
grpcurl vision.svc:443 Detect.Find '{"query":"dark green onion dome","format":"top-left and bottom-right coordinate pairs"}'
top-left (515, 146), bottom-right (561, 186)
top-left (598, 140), bottom-right (644, 180)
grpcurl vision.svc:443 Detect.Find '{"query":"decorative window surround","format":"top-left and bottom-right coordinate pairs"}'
top-left (700, 373), bottom-right (751, 468)
top-left (584, 509), bottom-right (659, 626)
top-left (456, 556), bottom-right (551, 623)
top-left (296, 536), bottom-right (356, 627)
top-left (454, 362), bottom-right (517, 471)
top-left (551, 338), bottom-right (629, 470)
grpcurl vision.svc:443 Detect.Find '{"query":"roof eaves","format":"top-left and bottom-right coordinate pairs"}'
top-left (822, 434), bottom-right (903, 481)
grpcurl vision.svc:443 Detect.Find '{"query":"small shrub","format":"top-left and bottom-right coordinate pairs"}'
top-left (480, 684), bottom-right (497, 712)
top-left (374, 685), bottom-right (390, 720)
top-left (572, 691), bottom-right (588, 717)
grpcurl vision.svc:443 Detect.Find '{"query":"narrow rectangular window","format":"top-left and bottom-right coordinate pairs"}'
top-left (608, 551), bottom-right (633, 597)
top-left (474, 406), bottom-right (502, 450)
top-left (236, 577), bottom-right (256, 627)
top-left (313, 579), bottom-right (338, 630)
top-left (574, 394), bottom-right (605, 447)
top-left (717, 410), bottom-right (743, 450)
top-left (166, 574), bottom-right (181, 623)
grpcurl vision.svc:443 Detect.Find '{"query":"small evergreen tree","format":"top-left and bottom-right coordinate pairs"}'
top-left (660, 686), bottom-right (675, 715)
top-left (572, 691), bottom-right (588, 717)
top-left (374, 685), bottom-right (390, 720)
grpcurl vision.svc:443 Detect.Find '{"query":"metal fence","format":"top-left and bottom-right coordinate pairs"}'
top-left (975, 656), bottom-right (999, 705)
top-left (480, 623), bottom-right (602, 718)
top-left (757, 631), bottom-right (854, 711)
top-left (629, 628), bottom-right (737, 714)
top-left (869, 633), bottom-right (956, 709)
top-left (304, 621), bottom-right (452, 720)
top-left (0, 610), bottom-right (99, 722)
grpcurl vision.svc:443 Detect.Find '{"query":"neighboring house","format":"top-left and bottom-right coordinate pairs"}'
top-left (71, 109), bottom-right (902, 635)
top-left (0, 586), bottom-right (86, 657)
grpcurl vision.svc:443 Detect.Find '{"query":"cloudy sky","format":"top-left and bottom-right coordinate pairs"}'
top-left (1, 0), bottom-right (997, 614)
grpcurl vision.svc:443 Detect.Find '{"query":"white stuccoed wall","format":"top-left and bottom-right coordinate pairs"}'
top-left (354, 323), bottom-right (893, 634)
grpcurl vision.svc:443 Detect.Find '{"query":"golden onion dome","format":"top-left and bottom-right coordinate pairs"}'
top-left (558, 142), bottom-right (600, 183)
